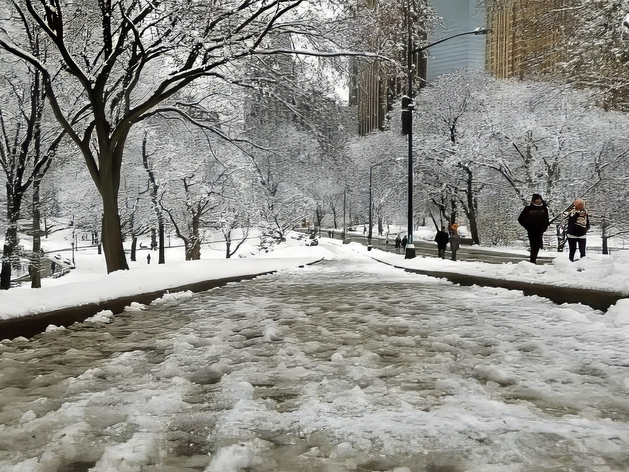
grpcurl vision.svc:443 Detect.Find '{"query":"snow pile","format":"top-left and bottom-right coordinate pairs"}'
top-left (365, 242), bottom-right (629, 295)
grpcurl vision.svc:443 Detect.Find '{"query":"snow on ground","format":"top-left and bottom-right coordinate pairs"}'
top-left (1, 226), bottom-right (629, 323)
top-left (1, 240), bottom-right (629, 471)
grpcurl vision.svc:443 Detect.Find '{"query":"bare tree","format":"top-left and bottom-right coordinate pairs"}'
top-left (0, 0), bottom-right (360, 273)
top-left (0, 58), bottom-right (62, 289)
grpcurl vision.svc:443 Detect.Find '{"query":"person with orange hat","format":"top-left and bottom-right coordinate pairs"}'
top-left (449, 224), bottom-right (461, 261)
top-left (566, 199), bottom-right (590, 262)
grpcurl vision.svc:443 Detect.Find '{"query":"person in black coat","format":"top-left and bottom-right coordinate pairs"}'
top-left (434, 226), bottom-right (450, 259)
top-left (518, 193), bottom-right (550, 264)
top-left (394, 235), bottom-right (402, 254)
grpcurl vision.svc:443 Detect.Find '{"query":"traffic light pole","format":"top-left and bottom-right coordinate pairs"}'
top-left (402, 24), bottom-right (488, 260)
top-left (405, 99), bottom-right (416, 259)
top-left (404, 1), bottom-right (417, 259)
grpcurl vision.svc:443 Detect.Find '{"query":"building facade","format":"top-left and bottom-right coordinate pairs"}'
top-left (485, 0), bottom-right (572, 79)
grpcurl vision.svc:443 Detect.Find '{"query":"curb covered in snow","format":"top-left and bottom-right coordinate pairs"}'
top-left (378, 259), bottom-right (623, 312)
top-left (0, 272), bottom-right (275, 340)
top-left (0, 257), bottom-right (324, 340)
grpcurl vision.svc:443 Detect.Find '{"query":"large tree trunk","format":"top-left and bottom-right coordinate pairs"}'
top-left (463, 167), bottom-right (481, 245)
top-left (100, 185), bottom-right (129, 273)
top-left (130, 236), bottom-right (137, 262)
top-left (158, 222), bottom-right (165, 264)
top-left (1, 223), bottom-right (19, 290)
top-left (185, 214), bottom-right (202, 261)
top-left (185, 238), bottom-right (201, 260)
top-left (225, 234), bottom-right (232, 259)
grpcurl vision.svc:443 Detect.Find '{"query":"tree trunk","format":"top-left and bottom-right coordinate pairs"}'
top-left (185, 238), bottom-right (201, 260)
top-left (225, 232), bottom-right (232, 259)
top-left (186, 214), bottom-right (202, 260)
top-left (464, 168), bottom-right (480, 245)
top-left (31, 178), bottom-right (43, 288)
top-left (142, 135), bottom-right (165, 264)
top-left (1, 187), bottom-right (23, 290)
top-left (1, 223), bottom-right (19, 290)
top-left (130, 236), bottom-right (137, 262)
top-left (100, 185), bottom-right (129, 273)
top-left (158, 222), bottom-right (165, 264)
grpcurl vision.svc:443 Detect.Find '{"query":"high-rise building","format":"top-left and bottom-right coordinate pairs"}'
top-left (349, 0), bottom-right (429, 136)
top-left (485, 0), bottom-right (572, 79)
top-left (351, 0), bottom-right (488, 135)
top-left (425, 0), bottom-right (487, 81)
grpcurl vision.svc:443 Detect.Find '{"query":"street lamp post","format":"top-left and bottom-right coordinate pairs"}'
top-left (342, 186), bottom-right (346, 240)
top-left (368, 166), bottom-right (373, 248)
top-left (403, 26), bottom-right (488, 259)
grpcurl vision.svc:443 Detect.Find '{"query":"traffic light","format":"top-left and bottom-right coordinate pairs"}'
top-left (401, 96), bottom-right (413, 135)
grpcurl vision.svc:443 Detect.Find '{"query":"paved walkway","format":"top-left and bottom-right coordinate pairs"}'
top-left (1, 241), bottom-right (623, 341)
top-left (3, 255), bottom-right (627, 471)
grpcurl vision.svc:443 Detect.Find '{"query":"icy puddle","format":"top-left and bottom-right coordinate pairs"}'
top-left (1, 253), bottom-right (629, 471)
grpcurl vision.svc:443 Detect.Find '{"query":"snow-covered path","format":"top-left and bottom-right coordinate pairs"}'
top-left (1, 243), bottom-right (628, 471)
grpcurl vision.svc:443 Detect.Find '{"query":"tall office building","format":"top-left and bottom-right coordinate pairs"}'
top-left (425, 0), bottom-right (487, 81)
top-left (485, 0), bottom-right (572, 79)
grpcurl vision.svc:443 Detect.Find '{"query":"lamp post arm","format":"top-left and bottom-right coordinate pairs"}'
top-left (413, 28), bottom-right (489, 55)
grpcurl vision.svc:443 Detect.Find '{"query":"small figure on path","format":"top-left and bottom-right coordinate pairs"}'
top-left (518, 193), bottom-right (549, 264)
top-left (401, 235), bottom-right (408, 250)
top-left (566, 199), bottom-right (590, 262)
top-left (435, 226), bottom-right (450, 259)
top-left (147, 253), bottom-right (151, 264)
top-left (395, 235), bottom-right (402, 254)
top-left (449, 224), bottom-right (461, 261)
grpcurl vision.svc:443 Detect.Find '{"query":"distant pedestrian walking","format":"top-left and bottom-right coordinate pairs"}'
top-left (147, 253), bottom-right (151, 264)
top-left (566, 199), bottom-right (590, 262)
top-left (435, 226), bottom-right (449, 259)
top-left (518, 194), bottom-right (549, 264)
top-left (395, 235), bottom-right (402, 254)
top-left (401, 235), bottom-right (408, 250)
top-left (449, 224), bottom-right (461, 261)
